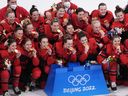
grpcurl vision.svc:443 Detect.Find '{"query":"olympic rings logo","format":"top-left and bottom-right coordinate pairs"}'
top-left (68, 74), bottom-right (90, 86)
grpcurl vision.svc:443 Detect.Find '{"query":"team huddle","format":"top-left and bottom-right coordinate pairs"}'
top-left (0, 0), bottom-right (128, 95)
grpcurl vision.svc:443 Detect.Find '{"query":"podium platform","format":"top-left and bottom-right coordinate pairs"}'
top-left (44, 63), bottom-right (109, 96)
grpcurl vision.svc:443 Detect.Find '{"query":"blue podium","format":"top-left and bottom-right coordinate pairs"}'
top-left (44, 63), bottom-right (109, 96)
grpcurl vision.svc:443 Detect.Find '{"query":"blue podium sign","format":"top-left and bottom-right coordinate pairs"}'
top-left (44, 64), bottom-right (109, 96)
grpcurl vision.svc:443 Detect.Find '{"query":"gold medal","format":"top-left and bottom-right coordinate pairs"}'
top-left (57, 29), bottom-right (61, 33)
top-left (14, 49), bottom-right (18, 53)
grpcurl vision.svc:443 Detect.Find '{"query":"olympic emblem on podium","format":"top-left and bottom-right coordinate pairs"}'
top-left (68, 74), bottom-right (90, 86)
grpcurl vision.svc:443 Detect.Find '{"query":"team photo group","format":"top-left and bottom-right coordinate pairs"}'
top-left (0, 0), bottom-right (128, 96)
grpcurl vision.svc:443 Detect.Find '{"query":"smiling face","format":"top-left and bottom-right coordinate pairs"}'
top-left (31, 11), bottom-right (40, 21)
top-left (92, 20), bottom-right (101, 33)
top-left (80, 36), bottom-right (88, 45)
top-left (116, 11), bottom-right (124, 22)
top-left (8, 42), bottom-right (17, 52)
top-left (23, 40), bottom-right (32, 51)
top-left (14, 29), bottom-right (23, 39)
top-left (45, 11), bottom-right (52, 20)
top-left (25, 24), bottom-right (34, 34)
top-left (66, 24), bottom-right (74, 35)
top-left (64, 39), bottom-right (73, 49)
top-left (113, 37), bottom-right (121, 47)
top-left (7, 12), bottom-right (15, 24)
top-left (40, 38), bottom-right (49, 48)
top-left (57, 8), bottom-right (65, 18)
top-left (51, 22), bottom-right (59, 32)
top-left (77, 11), bottom-right (85, 21)
top-left (99, 5), bottom-right (107, 16)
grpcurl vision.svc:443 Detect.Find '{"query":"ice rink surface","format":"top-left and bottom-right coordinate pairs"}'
top-left (0, 86), bottom-right (128, 96)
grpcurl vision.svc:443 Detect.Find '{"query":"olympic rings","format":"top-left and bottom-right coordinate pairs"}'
top-left (68, 74), bottom-right (90, 86)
